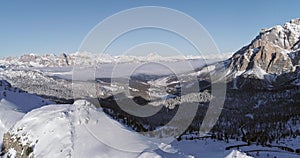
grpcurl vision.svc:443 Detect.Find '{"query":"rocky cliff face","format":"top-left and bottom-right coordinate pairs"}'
top-left (227, 19), bottom-right (300, 78)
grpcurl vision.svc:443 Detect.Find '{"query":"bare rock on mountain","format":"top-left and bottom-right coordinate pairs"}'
top-left (229, 42), bottom-right (293, 75)
top-left (227, 18), bottom-right (300, 77)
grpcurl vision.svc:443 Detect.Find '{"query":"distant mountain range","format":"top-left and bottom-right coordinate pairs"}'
top-left (0, 52), bottom-right (232, 68)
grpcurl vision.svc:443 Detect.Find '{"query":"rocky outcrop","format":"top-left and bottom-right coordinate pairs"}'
top-left (1, 133), bottom-right (34, 158)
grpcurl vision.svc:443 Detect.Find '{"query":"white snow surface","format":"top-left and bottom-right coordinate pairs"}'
top-left (225, 150), bottom-right (253, 158)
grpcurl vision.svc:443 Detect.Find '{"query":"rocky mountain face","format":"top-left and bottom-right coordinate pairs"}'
top-left (212, 19), bottom-right (300, 92)
top-left (227, 18), bottom-right (300, 77)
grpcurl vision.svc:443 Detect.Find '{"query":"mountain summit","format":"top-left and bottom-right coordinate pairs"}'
top-left (227, 18), bottom-right (300, 77)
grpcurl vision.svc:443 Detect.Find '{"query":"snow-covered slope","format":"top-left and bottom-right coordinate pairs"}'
top-left (0, 80), bottom-right (53, 113)
top-left (0, 80), bottom-right (54, 149)
top-left (3, 100), bottom-right (158, 158)
top-left (2, 100), bottom-right (254, 158)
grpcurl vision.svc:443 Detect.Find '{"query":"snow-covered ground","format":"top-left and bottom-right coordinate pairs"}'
top-left (3, 100), bottom-right (256, 158)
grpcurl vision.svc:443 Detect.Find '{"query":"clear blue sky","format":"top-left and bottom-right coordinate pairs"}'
top-left (0, 0), bottom-right (299, 57)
